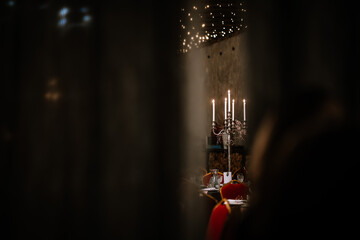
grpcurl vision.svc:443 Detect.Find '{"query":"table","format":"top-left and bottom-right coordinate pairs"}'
top-left (201, 188), bottom-right (222, 202)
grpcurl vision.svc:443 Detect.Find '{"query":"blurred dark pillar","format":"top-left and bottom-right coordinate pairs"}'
top-left (228, 0), bottom-right (359, 239)
top-left (1, 0), bottom-right (183, 239)
top-left (246, 0), bottom-right (359, 144)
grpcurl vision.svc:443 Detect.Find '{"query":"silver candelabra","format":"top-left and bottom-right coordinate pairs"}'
top-left (212, 111), bottom-right (247, 174)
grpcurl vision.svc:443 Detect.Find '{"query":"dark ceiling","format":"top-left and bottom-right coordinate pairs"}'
top-left (179, 0), bottom-right (247, 53)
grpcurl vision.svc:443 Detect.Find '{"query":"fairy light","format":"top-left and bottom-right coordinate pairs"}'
top-left (179, 0), bottom-right (247, 53)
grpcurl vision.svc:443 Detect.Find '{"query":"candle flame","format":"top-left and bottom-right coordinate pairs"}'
top-left (243, 99), bottom-right (246, 103)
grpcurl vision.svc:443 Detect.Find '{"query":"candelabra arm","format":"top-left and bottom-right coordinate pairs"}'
top-left (212, 121), bottom-right (225, 136)
top-left (242, 120), bottom-right (247, 136)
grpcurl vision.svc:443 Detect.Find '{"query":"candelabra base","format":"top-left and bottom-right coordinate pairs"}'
top-left (223, 172), bottom-right (232, 184)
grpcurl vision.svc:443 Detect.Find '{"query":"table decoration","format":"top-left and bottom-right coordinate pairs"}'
top-left (210, 90), bottom-right (247, 183)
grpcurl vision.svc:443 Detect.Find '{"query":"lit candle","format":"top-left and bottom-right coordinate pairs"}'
top-left (224, 98), bottom-right (227, 119)
top-left (227, 90), bottom-right (231, 112)
top-left (212, 99), bottom-right (215, 122)
top-left (243, 99), bottom-right (246, 121)
top-left (232, 99), bottom-right (235, 121)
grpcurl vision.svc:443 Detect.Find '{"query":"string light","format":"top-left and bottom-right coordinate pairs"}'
top-left (179, 0), bottom-right (247, 53)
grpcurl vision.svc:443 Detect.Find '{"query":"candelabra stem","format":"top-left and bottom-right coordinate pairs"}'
top-left (227, 133), bottom-right (231, 173)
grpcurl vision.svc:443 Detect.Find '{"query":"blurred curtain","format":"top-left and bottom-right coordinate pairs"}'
top-left (1, 0), bottom-right (184, 239)
top-left (246, 0), bottom-right (359, 141)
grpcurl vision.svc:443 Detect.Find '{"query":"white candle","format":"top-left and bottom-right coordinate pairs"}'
top-left (243, 99), bottom-right (246, 121)
top-left (212, 99), bottom-right (215, 122)
top-left (224, 98), bottom-right (227, 119)
top-left (232, 99), bottom-right (235, 121)
top-left (227, 90), bottom-right (231, 112)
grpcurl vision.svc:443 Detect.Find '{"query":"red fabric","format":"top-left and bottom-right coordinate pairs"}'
top-left (202, 173), bottom-right (224, 186)
top-left (206, 202), bottom-right (230, 240)
top-left (220, 182), bottom-right (249, 200)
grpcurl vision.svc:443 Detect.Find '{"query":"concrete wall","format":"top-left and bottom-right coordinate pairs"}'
top-left (204, 32), bottom-right (250, 132)
top-left (181, 32), bottom-right (250, 174)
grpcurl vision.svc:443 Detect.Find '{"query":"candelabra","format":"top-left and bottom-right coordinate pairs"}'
top-left (210, 90), bottom-right (247, 183)
top-left (212, 111), bottom-right (247, 182)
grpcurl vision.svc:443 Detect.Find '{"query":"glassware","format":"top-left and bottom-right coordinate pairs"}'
top-left (215, 175), bottom-right (222, 189)
top-left (237, 172), bottom-right (245, 182)
top-left (208, 169), bottom-right (219, 189)
top-left (236, 166), bottom-right (248, 183)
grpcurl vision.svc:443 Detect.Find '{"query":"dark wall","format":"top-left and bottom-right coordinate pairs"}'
top-left (1, 1), bottom-right (184, 239)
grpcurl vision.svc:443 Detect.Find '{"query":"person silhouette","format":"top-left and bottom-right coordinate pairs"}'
top-left (221, 83), bottom-right (359, 239)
